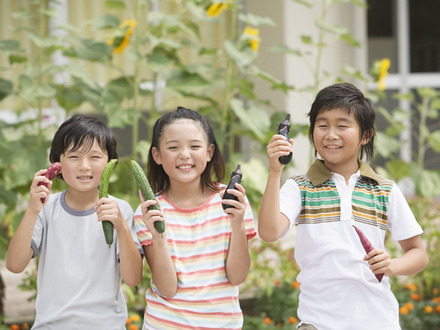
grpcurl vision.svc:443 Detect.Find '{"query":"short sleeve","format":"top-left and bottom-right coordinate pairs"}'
top-left (31, 213), bottom-right (44, 258)
top-left (279, 178), bottom-right (302, 234)
top-left (387, 184), bottom-right (423, 241)
top-left (134, 205), bottom-right (152, 246)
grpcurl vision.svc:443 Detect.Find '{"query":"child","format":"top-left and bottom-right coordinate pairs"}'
top-left (134, 106), bottom-right (256, 329)
top-left (258, 83), bottom-right (429, 330)
top-left (6, 114), bottom-right (143, 329)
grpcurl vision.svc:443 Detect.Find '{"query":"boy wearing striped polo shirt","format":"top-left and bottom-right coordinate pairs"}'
top-left (258, 83), bottom-right (428, 330)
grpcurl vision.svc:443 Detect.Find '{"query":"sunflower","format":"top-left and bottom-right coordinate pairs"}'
top-left (108, 18), bottom-right (137, 54)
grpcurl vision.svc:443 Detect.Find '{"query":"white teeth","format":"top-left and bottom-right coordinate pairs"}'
top-left (326, 146), bottom-right (340, 149)
top-left (179, 165), bottom-right (192, 170)
top-left (78, 176), bottom-right (92, 180)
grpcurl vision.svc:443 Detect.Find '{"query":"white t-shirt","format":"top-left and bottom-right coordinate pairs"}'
top-left (30, 191), bottom-right (142, 330)
top-left (280, 169), bottom-right (423, 330)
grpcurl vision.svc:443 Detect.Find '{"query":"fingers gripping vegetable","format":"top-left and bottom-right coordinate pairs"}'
top-left (353, 225), bottom-right (384, 282)
top-left (222, 164), bottom-right (242, 210)
top-left (130, 160), bottom-right (165, 236)
top-left (278, 114), bottom-right (293, 165)
top-left (38, 162), bottom-right (62, 203)
top-left (99, 159), bottom-right (117, 248)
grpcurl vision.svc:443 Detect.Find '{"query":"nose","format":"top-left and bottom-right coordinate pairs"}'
top-left (79, 158), bottom-right (91, 170)
top-left (326, 127), bottom-right (339, 140)
top-left (179, 147), bottom-right (191, 159)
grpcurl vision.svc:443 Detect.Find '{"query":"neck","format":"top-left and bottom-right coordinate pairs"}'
top-left (64, 188), bottom-right (99, 211)
top-left (165, 180), bottom-right (213, 209)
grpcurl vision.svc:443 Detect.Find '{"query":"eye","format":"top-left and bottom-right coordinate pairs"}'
top-left (168, 146), bottom-right (178, 150)
top-left (191, 145), bottom-right (201, 149)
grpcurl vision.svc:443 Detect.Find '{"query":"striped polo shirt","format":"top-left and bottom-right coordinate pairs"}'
top-left (296, 159), bottom-right (392, 230)
top-left (134, 186), bottom-right (256, 329)
top-left (279, 159), bottom-right (423, 329)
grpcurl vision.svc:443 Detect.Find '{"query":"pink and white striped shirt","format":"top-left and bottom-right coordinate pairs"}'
top-left (134, 185), bottom-right (256, 329)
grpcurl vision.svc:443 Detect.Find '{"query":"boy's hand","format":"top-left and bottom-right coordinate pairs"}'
top-left (364, 248), bottom-right (392, 276)
top-left (29, 169), bottom-right (53, 213)
top-left (139, 191), bottom-right (166, 238)
top-left (220, 183), bottom-right (246, 228)
top-left (267, 134), bottom-right (294, 172)
top-left (95, 198), bottom-right (126, 232)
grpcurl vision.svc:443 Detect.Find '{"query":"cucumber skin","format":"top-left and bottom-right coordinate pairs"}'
top-left (99, 159), bottom-right (117, 247)
top-left (130, 160), bottom-right (165, 234)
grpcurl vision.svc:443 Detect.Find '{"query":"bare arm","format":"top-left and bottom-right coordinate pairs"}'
top-left (95, 197), bottom-right (143, 287)
top-left (140, 197), bottom-right (177, 297)
top-left (366, 235), bottom-right (429, 277)
top-left (6, 169), bottom-right (52, 273)
top-left (258, 135), bottom-right (292, 242)
top-left (223, 184), bottom-right (251, 286)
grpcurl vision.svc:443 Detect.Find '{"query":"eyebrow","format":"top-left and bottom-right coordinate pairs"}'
top-left (316, 117), bottom-right (353, 123)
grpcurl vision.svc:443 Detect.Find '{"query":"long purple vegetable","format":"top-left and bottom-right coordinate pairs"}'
top-left (353, 225), bottom-right (384, 282)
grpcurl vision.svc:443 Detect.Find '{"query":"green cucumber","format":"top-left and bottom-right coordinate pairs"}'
top-left (99, 159), bottom-right (117, 247)
top-left (130, 160), bottom-right (165, 235)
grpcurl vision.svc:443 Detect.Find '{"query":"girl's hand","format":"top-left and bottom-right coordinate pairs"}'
top-left (364, 248), bottom-right (392, 276)
top-left (29, 169), bottom-right (53, 213)
top-left (221, 183), bottom-right (246, 227)
top-left (138, 190), bottom-right (165, 238)
top-left (267, 134), bottom-right (294, 172)
top-left (95, 198), bottom-right (126, 232)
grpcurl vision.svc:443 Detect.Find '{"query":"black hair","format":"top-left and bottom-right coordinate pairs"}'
top-left (49, 114), bottom-right (118, 179)
top-left (147, 106), bottom-right (225, 194)
top-left (307, 82), bottom-right (376, 161)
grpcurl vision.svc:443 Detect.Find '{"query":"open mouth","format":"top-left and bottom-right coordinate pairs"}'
top-left (177, 165), bottom-right (193, 170)
top-left (77, 176), bottom-right (93, 180)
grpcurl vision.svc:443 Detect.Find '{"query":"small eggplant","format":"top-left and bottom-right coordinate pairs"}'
top-left (222, 164), bottom-right (242, 210)
top-left (278, 114), bottom-right (293, 164)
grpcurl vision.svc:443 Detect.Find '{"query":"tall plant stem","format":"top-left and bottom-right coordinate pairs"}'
top-left (220, 4), bottom-right (238, 156)
top-left (131, 0), bottom-right (142, 161)
top-left (417, 94), bottom-right (429, 168)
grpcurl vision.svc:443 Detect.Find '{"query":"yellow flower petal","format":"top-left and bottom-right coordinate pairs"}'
top-left (207, 3), bottom-right (228, 17)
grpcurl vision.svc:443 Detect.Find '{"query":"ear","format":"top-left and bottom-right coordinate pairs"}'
top-left (152, 147), bottom-right (162, 165)
top-left (207, 144), bottom-right (215, 162)
top-left (361, 129), bottom-right (374, 146)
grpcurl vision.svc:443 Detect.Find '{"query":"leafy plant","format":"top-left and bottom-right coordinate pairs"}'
top-left (374, 88), bottom-right (440, 197)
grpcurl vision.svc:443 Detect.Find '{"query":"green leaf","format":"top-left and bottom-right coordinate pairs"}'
top-left (107, 106), bottom-right (141, 128)
top-left (146, 48), bottom-right (176, 72)
top-left (428, 131), bottom-right (440, 153)
top-left (56, 85), bottom-right (86, 111)
top-left (35, 84), bottom-right (57, 98)
top-left (166, 70), bottom-right (210, 94)
top-left (0, 78), bottom-right (13, 101)
top-left (0, 39), bottom-right (21, 52)
top-left (374, 132), bottom-right (402, 158)
top-left (105, 0), bottom-right (127, 9)
top-left (385, 159), bottom-right (410, 182)
top-left (238, 13), bottom-right (276, 26)
top-left (71, 76), bottom-right (103, 112)
top-left (64, 39), bottom-right (112, 62)
top-left (92, 14), bottom-right (120, 29)
top-left (9, 54), bottom-right (27, 64)
top-left (101, 76), bottom-right (134, 106)
top-left (269, 44), bottom-right (303, 56)
top-left (230, 99), bottom-right (270, 142)
top-left (224, 40), bottom-right (256, 67)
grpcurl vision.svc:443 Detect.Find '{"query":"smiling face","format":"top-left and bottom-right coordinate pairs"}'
top-left (59, 139), bottom-right (109, 195)
top-left (152, 119), bottom-right (214, 190)
top-left (313, 108), bottom-right (369, 175)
